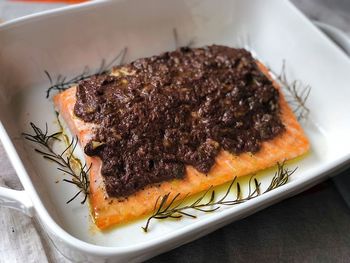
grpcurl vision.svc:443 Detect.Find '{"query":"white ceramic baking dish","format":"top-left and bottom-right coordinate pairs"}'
top-left (1, 0), bottom-right (350, 262)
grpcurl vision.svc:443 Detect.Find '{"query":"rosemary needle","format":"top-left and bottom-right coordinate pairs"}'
top-left (275, 61), bottom-right (311, 121)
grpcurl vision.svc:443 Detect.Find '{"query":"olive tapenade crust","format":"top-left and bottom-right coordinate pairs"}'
top-left (74, 46), bottom-right (284, 198)
top-left (53, 46), bottom-right (309, 229)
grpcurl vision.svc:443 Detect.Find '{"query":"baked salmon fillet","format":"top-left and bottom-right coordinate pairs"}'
top-left (54, 46), bottom-right (309, 230)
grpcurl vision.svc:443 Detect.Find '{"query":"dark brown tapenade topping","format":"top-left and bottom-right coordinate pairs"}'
top-left (74, 45), bottom-right (285, 198)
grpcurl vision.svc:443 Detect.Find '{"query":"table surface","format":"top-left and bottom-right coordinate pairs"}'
top-left (1, 1), bottom-right (350, 262)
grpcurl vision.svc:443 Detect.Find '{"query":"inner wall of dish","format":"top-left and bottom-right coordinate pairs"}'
top-left (0, 0), bottom-right (349, 246)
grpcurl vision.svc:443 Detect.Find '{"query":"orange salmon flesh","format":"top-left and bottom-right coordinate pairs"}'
top-left (53, 61), bottom-right (309, 230)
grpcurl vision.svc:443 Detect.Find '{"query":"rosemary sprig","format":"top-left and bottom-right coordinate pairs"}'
top-left (45, 47), bottom-right (128, 98)
top-left (44, 66), bottom-right (90, 98)
top-left (275, 62), bottom-right (311, 120)
top-left (22, 122), bottom-right (90, 204)
top-left (142, 162), bottom-right (296, 232)
top-left (46, 28), bottom-right (195, 98)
